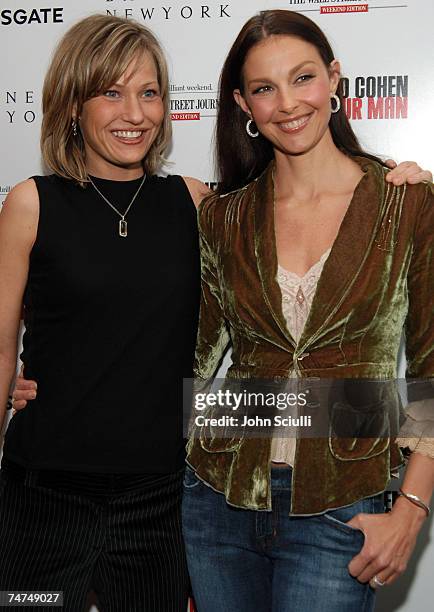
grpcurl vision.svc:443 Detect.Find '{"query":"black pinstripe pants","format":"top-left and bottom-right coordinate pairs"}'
top-left (0, 461), bottom-right (189, 612)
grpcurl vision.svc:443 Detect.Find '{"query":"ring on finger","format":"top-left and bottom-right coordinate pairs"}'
top-left (371, 575), bottom-right (386, 588)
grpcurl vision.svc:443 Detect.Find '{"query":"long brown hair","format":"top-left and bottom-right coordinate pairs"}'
top-left (216, 10), bottom-right (384, 194)
top-left (41, 14), bottom-right (171, 184)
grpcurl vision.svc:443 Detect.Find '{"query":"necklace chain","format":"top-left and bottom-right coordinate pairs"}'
top-left (88, 174), bottom-right (146, 237)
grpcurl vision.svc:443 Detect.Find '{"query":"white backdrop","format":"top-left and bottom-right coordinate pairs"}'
top-left (1, 1), bottom-right (433, 610)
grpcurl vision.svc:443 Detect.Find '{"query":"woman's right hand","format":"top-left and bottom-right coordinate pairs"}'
top-left (12, 371), bottom-right (37, 410)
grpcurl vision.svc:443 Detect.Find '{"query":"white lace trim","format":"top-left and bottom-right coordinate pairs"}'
top-left (277, 248), bottom-right (331, 344)
top-left (271, 248), bottom-right (331, 465)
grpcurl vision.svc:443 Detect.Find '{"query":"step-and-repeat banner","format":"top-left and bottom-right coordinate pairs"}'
top-left (1, 1), bottom-right (433, 610)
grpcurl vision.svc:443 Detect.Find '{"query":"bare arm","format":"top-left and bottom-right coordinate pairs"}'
top-left (347, 452), bottom-right (434, 586)
top-left (0, 179), bottom-right (39, 430)
top-left (182, 176), bottom-right (212, 209)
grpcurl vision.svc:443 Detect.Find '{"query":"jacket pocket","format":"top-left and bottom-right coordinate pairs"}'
top-left (197, 400), bottom-right (244, 453)
top-left (200, 437), bottom-right (243, 453)
top-left (328, 436), bottom-right (389, 461)
top-left (199, 416), bottom-right (243, 453)
top-left (328, 399), bottom-right (390, 460)
top-left (196, 379), bottom-right (249, 453)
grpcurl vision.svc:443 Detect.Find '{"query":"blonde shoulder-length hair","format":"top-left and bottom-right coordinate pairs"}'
top-left (41, 14), bottom-right (171, 183)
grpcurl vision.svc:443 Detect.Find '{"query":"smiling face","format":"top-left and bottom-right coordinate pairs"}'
top-left (234, 35), bottom-right (340, 158)
top-left (77, 51), bottom-right (164, 180)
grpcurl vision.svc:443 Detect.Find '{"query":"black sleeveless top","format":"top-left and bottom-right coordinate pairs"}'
top-left (4, 174), bottom-right (200, 473)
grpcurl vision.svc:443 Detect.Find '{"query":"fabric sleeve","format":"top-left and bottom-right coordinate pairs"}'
top-left (397, 183), bottom-right (434, 458)
top-left (193, 199), bottom-right (230, 380)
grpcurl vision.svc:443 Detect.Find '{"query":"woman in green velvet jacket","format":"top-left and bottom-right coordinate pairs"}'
top-left (183, 9), bottom-right (434, 612)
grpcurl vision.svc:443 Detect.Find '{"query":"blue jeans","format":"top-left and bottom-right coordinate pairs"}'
top-left (182, 465), bottom-right (383, 612)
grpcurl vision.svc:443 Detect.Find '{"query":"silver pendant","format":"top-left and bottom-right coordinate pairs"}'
top-left (119, 219), bottom-right (128, 237)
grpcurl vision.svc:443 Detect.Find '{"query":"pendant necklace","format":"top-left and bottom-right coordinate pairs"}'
top-left (88, 174), bottom-right (146, 238)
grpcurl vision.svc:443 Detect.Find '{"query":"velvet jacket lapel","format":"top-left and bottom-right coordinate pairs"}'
top-left (253, 163), bottom-right (296, 347)
top-left (253, 157), bottom-right (385, 352)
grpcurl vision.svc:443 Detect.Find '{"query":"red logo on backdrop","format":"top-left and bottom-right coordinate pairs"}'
top-left (288, 0), bottom-right (407, 16)
top-left (321, 4), bottom-right (368, 13)
top-left (171, 113), bottom-right (201, 121)
top-left (169, 83), bottom-right (217, 120)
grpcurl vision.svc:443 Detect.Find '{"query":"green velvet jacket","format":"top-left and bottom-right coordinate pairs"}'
top-left (186, 157), bottom-right (434, 515)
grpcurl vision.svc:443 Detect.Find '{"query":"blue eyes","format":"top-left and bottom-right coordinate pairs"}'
top-left (143, 89), bottom-right (158, 98)
top-left (103, 90), bottom-right (120, 98)
top-left (102, 89), bottom-right (159, 99)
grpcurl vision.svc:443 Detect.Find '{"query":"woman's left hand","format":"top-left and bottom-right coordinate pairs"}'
top-left (347, 497), bottom-right (427, 586)
top-left (384, 160), bottom-right (433, 185)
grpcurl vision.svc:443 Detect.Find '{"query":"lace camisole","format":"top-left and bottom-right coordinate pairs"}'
top-left (271, 249), bottom-right (331, 466)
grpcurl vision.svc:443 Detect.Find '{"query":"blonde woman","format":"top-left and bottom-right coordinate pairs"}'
top-left (0, 15), bottom-right (207, 611)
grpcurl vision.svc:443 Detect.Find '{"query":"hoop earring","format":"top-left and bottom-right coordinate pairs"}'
top-left (246, 119), bottom-right (259, 138)
top-left (330, 94), bottom-right (341, 114)
top-left (71, 120), bottom-right (78, 137)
